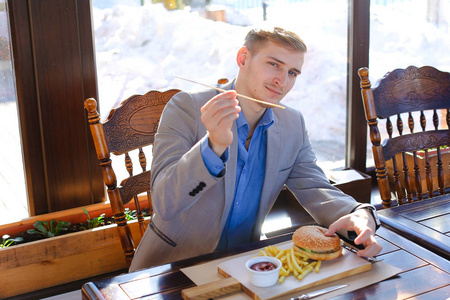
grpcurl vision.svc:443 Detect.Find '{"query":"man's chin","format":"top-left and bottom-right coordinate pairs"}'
top-left (263, 99), bottom-right (283, 109)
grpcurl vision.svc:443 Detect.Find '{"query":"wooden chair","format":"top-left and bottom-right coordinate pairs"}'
top-left (84, 89), bottom-right (180, 266)
top-left (359, 66), bottom-right (450, 208)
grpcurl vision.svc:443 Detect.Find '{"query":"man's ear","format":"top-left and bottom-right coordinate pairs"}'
top-left (236, 46), bottom-right (249, 67)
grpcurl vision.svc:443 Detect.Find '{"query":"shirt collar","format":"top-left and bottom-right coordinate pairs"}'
top-left (260, 108), bottom-right (274, 132)
top-left (236, 108), bottom-right (274, 132)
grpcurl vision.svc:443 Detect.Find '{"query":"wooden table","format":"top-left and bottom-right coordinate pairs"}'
top-left (81, 226), bottom-right (450, 300)
top-left (378, 194), bottom-right (450, 260)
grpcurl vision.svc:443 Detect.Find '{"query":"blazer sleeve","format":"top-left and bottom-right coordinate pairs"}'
top-left (284, 110), bottom-right (359, 238)
top-left (150, 90), bottom-right (223, 220)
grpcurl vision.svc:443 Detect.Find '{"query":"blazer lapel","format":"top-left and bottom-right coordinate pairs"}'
top-left (257, 117), bottom-right (284, 222)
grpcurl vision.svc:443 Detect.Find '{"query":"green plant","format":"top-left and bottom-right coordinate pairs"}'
top-left (124, 208), bottom-right (137, 221)
top-left (81, 207), bottom-right (105, 230)
top-left (1, 234), bottom-right (23, 248)
top-left (27, 219), bottom-right (71, 238)
top-left (417, 145), bottom-right (449, 152)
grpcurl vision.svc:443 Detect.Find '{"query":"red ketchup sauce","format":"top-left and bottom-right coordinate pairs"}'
top-left (250, 261), bottom-right (277, 271)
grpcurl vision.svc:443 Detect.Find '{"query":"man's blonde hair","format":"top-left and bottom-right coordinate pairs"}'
top-left (244, 26), bottom-right (307, 54)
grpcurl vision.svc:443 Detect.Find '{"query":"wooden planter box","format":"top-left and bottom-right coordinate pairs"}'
top-left (386, 148), bottom-right (450, 193)
top-left (0, 200), bottom-right (149, 299)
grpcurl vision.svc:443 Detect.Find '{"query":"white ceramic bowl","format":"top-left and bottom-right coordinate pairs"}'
top-left (245, 256), bottom-right (282, 287)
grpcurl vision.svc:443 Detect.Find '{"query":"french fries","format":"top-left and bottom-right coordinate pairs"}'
top-left (257, 245), bottom-right (321, 284)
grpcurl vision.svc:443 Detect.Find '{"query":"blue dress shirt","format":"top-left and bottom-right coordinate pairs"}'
top-left (201, 108), bottom-right (274, 250)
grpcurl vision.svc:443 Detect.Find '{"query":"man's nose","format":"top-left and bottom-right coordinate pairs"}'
top-left (274, 73), bottom-right (288, 87)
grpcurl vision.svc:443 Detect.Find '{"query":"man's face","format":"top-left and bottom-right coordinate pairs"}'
top-left (237, 41), bottom-right (305, 107)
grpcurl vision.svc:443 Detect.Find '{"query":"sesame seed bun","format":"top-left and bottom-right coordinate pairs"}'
top-left (292, 225), bottom-right (342, 261)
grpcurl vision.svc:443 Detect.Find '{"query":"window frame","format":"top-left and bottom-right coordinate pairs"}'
top-left (7, 0), bottom-right (370, 217)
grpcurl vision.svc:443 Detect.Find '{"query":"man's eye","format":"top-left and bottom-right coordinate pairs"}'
top-left (289, 71), bottom-right (298, 77)
top-left (269, 62), bottom-right (278, 67)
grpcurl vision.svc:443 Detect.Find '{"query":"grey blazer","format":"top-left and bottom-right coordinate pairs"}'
top-left (129, 80), bottom-right (359, 272)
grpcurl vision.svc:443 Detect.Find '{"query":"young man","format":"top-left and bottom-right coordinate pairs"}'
top-left (129, 26), bottom-right (381, 272)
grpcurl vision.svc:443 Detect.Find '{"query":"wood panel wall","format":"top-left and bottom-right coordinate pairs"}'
top-left (7, 0), bottom-right (104, 215)
top-left (346, 0), bottom-right (370, 172)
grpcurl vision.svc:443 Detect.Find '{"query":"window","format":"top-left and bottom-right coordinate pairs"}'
top-left (0, 0), bottom-right (28, 225)
top-left (367, 0), bottom-right (450, 167)
top-left (3, 0), bottom-right (369, 225)
top-left (93, 0), bottom-right (349, 176)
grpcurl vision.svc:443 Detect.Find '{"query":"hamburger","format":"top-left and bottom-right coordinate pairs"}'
top-left (292, 225), bottom-right (342, 261)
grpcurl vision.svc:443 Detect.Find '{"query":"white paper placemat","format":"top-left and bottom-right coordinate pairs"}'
top-left (181, 241), bottom-right (401, 300)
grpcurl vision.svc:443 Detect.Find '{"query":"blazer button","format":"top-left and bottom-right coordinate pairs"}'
top-left (189, 191), bottom-right (196, 197)
top-left (199, 182), bottom-right (206, 188)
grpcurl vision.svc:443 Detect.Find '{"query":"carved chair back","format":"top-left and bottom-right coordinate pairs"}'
top-left (359, 66), bottom-right (450, 208)
top-left (84, 89), bottom-right (180, 266)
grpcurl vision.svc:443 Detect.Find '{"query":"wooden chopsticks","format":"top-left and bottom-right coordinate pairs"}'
top-left (174, 75), bottom-right (285, 109)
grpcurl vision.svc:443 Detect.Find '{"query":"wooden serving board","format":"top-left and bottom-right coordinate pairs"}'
top-left (182, 243), bottom-right (371, 300)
